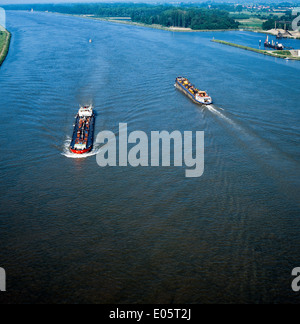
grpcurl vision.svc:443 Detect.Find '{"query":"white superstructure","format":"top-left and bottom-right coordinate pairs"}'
top-left (78, 105), bottom-right (93, 117)
top-left (195, 92), bottom-right (213, 105)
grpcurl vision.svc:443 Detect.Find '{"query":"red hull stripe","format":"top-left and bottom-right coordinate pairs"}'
top-left (70, 148), bottom-right (92, 154)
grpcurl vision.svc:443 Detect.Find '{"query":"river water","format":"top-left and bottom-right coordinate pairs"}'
top-left (0, 11), bottom-right (299, 304)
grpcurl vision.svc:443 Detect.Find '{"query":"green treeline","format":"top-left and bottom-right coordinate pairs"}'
top-left (1, 3), bottom-right (163, 17)
top-left (3, 3), bottom-right (239, 30)
top-left (131, 8), bottom-right (239, 30)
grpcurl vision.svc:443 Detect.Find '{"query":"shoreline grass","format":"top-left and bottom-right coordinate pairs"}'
top-left (211, 39), bottom-right (300, 61)
top-left (0, 29), bottom-right (11, 67)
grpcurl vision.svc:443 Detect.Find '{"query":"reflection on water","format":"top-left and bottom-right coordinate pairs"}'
top-left (0, 11), bottom-right (299, 304)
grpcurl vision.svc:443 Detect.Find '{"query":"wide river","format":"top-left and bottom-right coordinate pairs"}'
top-left (0, 11), bottom-right (300, 304)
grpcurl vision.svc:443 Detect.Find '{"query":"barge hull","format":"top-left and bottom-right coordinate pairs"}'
top-left (175, 82), bottom-right (203, 105)
top-left (175, 80), bottom-right (212, 105)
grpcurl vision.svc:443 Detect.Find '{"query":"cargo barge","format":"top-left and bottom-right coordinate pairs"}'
top-left (70, 105), bottom-right (95, 154)
top-left (175, 77), bottom-right (212, 105)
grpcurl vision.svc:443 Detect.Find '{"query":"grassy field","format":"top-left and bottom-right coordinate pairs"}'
top-left (212, 39), bottom-right (300, 61)
top-left (237, 18), bottom-right (267, 30)
top-left (231, 9), bottom-right (285, 30)
top-left (0, 30), bottom-right (11, 67)
top-left (0, 31), bottom-right (7, 49)
top-left (273, 50), bottom-right (292, 56)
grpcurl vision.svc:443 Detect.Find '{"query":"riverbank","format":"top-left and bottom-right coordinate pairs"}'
top-left (212, 39), bottom-right (300, 61)
top-left (46, 12), bottom-right (288, 36)
top-left (0, 29), bottom-right (11, 67)
top-left (259, 28), bottom-right (300, 40)
top-left (68, 15), bottom-right (300, 37)
top-left (71, 14), bottom-right (241, 33)
top-left (75, 15), bottom-right (300, 38)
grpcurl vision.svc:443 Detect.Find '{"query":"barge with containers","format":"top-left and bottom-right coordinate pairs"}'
top-left (70, 105), bottom-right (95, 154)
top-left (175, 77), bottom-right (212, 105)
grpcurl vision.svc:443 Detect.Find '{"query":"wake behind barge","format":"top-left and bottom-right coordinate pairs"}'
top-left (70, 105), bottom-right (95, 154)
top-left (175, 77), bottom-right (212, 105)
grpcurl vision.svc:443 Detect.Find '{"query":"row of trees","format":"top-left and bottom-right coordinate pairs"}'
top-left (3, 3), bottom-right (240, 30)
top-left (131, 8), bottom-right (239, 30)
top-left (2, 3), bottom-right (153, 17)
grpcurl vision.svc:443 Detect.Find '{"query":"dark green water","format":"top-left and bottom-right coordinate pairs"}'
top-left (0, 11), bottom-right (299, 304)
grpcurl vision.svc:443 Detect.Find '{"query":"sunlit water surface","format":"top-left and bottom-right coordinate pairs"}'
top-left (0, 11), bottom-right (300, 304)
